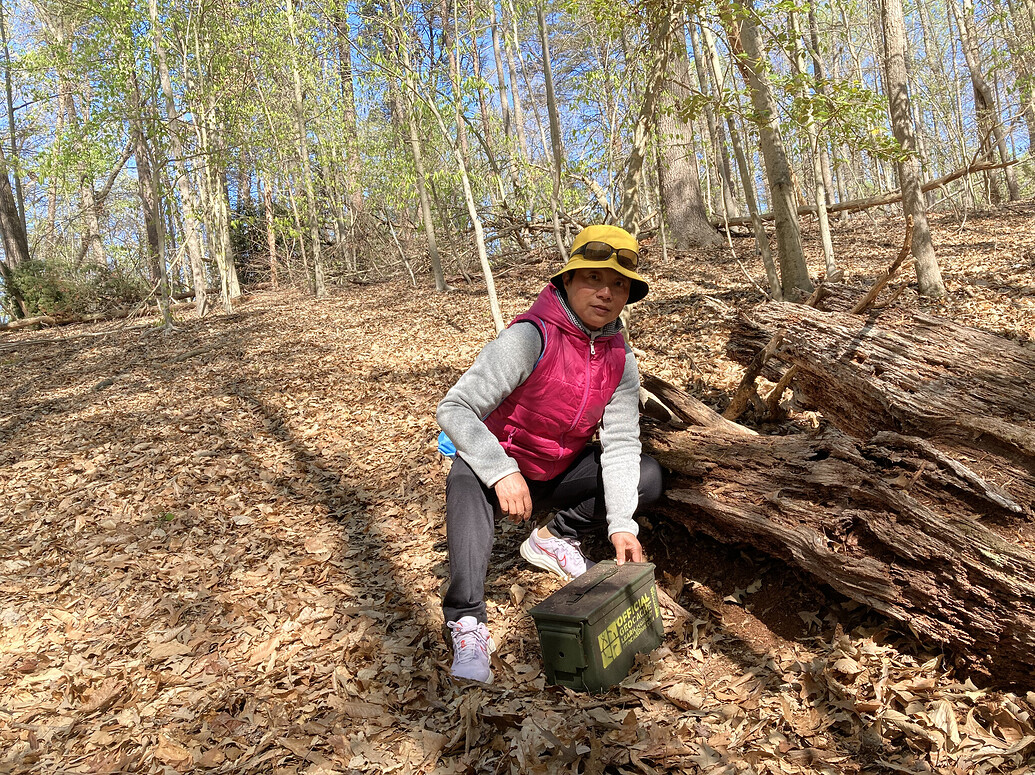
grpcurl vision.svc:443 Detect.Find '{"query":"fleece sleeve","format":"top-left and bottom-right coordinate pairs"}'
top-left (435, 323), bottom-right (542, 488)
top-left (597, 347), bottom-right (643, 537)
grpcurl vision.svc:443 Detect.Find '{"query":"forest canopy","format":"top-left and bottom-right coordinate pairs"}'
top-left (0, 0), bottom-right (1031, 323)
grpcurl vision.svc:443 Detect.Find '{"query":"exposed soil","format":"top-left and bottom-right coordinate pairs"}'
top-left (2, 203), bottom-right (1034, 774)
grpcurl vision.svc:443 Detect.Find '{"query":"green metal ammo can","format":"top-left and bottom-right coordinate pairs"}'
top-left (529, 560), bottom-right (664, 692)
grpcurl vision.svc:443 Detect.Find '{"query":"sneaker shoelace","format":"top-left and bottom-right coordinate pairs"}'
top-left (539, 534), bottom-right (587, 574)
top-left (450, 621), bottom-right (490, 665)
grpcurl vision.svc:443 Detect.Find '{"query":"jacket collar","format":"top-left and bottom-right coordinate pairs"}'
top-left (547, 285), bottom-right (624, 339)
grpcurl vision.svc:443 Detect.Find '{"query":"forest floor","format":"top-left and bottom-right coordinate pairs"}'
top-left (2, 202), bottom-right (1035, 775)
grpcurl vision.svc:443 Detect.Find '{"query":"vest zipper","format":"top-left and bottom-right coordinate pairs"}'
top-left (567, 336), bottom-right (597, 434)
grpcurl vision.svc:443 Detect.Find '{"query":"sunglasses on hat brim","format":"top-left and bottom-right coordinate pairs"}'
top-left (571, 241), bottom-right (639, 271)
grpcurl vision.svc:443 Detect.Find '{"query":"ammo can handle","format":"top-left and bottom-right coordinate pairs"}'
top-left (568, 565), bottom-right (620, 603)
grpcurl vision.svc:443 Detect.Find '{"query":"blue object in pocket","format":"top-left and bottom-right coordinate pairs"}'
top-left (437, 430), bottom-right (457, 459)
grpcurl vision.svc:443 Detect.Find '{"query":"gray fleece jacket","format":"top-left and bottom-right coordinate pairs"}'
top-left (436, 295), bottom-right (643, 537)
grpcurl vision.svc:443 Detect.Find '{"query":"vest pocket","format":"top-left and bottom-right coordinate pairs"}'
top-left (503, 424), bottom-right (563, 461)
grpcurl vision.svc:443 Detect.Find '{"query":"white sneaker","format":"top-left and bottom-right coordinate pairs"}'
top-left (446, 616), bottom-right (494, 683)
top-left (520, 529), bottom-right (589, 580)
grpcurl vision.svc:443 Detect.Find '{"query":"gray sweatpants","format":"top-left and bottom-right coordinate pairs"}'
top-left (442, 446), bottom-right (663, 624)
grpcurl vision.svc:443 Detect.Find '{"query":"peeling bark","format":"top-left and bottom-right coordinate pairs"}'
top-left (648, 424), bottom-right (1035, 686)
top-left (653, 302), bottom-right (1035, 685)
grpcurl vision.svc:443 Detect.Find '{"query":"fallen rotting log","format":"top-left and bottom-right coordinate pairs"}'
top-left (718, 157), bottom-right (1019, 226)
top-left (0, 288), bottom-right (215, 332)
top-left (725, 222), bottom-right (913, 422)
top-left (645, 422), bottom-right (1035, 687)
top-left (641, 372), bottom-right (756, 436)
top-left (654, 302), bottom-right (1035, 685)
top-left (727, 303), bottom-right (1035, 498)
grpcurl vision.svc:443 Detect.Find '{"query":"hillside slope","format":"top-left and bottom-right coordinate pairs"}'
top-left (2, 207), bottom-right (1034, 774)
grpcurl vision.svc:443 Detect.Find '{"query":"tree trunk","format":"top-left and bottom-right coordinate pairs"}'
top-left (657, 15), bottom-right (722, 248)
top-left (389, 0), bottom-right (446, 291)
top-left (620, 1), bottom-right (675, 237)
top-left (286, 0), bottom-right (326, 298)
top-left (490, 4), bottom-right (513, 148)
top-left (789, 9), bottom-right (835, 277)
top-left (728, 302), bottom-right (1035, 482)
top-left (0, 143), bottom-right (28, 270)
top-left (188, 59), bottom-right (238, 312)
top-left (0, 0), bottom-right (23, 230)
top-left (260, 178), bottom-right (278, 287)
top-left (1005, 0), bottom-right (1035, 152)
top-left (149, 0), bottom-right (208, 317)
top-left (537, 4), bottom-right (566, 257)
top-left (45, 12), bottom-right (105, 268)
top-left (687, 22), bottom-right (737, 221)
top-left (951, 0), bottom-right (1021, 201)
top-left (335, 10), bottom-right (365, 225)
top-left (720, 0), bottom-right (812, 298)
top-left (128, 67), bottom-right (172, 329)
top-left (880, 0), bottom-right (945, 298)
top-left (503, 0), bottom-right (530, 163)
top-left (700, 23), bottom-right (781, 299)
top-left (806, 0), bottom-right (835, 207)
top-left (647, 303), bottom-right (1035, 686)
top-left (0, 133), bottom-right (27, 316)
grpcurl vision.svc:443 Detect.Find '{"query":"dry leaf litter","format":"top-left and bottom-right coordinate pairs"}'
top-left (2, 205), bottom-right (1035, 774)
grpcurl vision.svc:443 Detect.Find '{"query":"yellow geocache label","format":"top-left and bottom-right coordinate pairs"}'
top-left (597, 586), bottom-right (661, 669)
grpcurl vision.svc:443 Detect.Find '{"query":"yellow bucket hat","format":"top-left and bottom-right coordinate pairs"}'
top-left (550, 224), bottom-right (649, 303)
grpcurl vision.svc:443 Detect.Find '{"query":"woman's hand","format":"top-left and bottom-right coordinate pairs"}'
top-left (610, 532), bottom-right (643, 565)
top-left (494, 472), bottom-right (532, 523)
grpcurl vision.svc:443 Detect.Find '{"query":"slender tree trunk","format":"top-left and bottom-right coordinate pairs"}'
top-left (491, 4), bottom-right (512, 144)
top-left (46, 13), bottom-right (105, 268)
top-left (688, 22), bottom-right (737, 220)
top-left (46, 95), bottom-right (62, 252)
top-left (284, 171), bottom-right (309, 284)
top-left (503, 0), bottom-right (530, 162)
top-left (720, 0), bottom-right (812, 297)
top-left (187, 21), bottom-right (239, 307)
top-left (491, 5), bottom-right (533, 223)
top-left (428, 95), bottom-right (505, 331)
top-left (286, 0), bottom-right (326, 297)
top-left (389, 0), bottom-right (446, 291)
top-left (0, 135), bottom-right (28, 315)
top-left (599, 42), bottom-right (622, 200)
top-left (260, 178), bottom-right (278, 288)
top-left (335, 10), bottom-right (365, 226)
top-left (619, 2), bottom-right (676, 236)
top-left (538, 4), bottom-right (566, 256)
top-left (128, 68), bottom-right (172, 328)
top-left (469, 6), bottom-right (531, 251)
top-left (806, 0), bottom-right (834, 206)
top-left (950, 0), bottom-right (1020, 201)
top-left (407, 106), bottom-right (447, 289)
top-left (236, 154), bottom-right (252, 212)
top-left (1005, 0), bottom-right (1035, 150)
top-left (701, 23), bottom-right (781, 299)
top-left (440, 0), bottom-right (471, 163)
top-left (149, 0), bottom-right (208, 316)
top-left (0, 141), bottom-right (27, 270)
top-left (213, 163), bottom-right (241, 298)
top-left (915, 0), bottom-right (946, 204)
top-left (790, 9), bottom-right (835, 276)
top-left (0, 0), bottom-right (23, 228)
top-left (880, 0), bottom-right (945, 298)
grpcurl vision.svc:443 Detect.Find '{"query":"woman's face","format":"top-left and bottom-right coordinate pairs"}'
top-left (562, 267), bottom-right (631, 331)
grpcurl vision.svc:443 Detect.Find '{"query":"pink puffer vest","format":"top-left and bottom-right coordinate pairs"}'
top-left (484, 285), bottom-right (627, 480)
